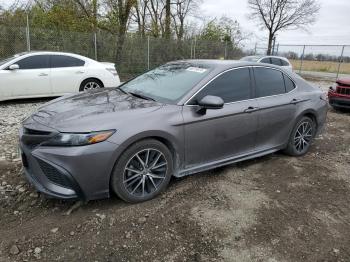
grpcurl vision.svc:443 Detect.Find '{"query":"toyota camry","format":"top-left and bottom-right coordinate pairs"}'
top-left (19, 60), bottom-right (328, 203)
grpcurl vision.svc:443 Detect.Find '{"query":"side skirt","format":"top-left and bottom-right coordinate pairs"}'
top-left (174, 146), bottom-right (283, 178)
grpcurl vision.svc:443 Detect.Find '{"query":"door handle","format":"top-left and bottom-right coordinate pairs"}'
top-left (38, 73), bottom-right (48, 77)
top-left (290, 98), bottom-right (302, 104)
top-left (75, 71), bottom-right (85, 74)
top-left (244, 106), bottom-right (260, 113)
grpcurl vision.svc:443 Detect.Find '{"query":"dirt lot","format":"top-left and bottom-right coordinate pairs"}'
top-left (0, 81), bottom-right (349, 262)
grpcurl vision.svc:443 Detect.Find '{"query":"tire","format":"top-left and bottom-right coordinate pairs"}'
top-left (111, 139), bottom-right (173, 203)
top-left (284, 116), bottom-right (316, 156)
top-left (79, 78), bottom-right (104, 92)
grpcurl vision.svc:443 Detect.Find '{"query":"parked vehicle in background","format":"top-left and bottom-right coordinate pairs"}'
top-left (240, 55), bottom-right (293, 71)
top-left (328, 78), bottom-right (350, 110)
top-left (19, 60), bottom-right (327, 203)
top-left (0, 51), bottom-right (120, 102)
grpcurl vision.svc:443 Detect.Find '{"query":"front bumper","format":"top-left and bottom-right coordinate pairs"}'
top-left (19, 127), bottom-right (121, 201)
top-left (328, 91), bottom-right (350, 109)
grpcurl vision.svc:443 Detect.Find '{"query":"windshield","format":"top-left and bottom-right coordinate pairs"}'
top-left (0, 56), bottom-right (14, 66)
top-left (0, 53), bottom-right (27, 67)
top-left (240, 56), bottom-right (260, 62)
top-left (120, 62), bottom-right (212, 103)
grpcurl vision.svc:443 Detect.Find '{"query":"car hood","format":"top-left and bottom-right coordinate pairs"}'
top-left (24, 88), bottom-right (163, 132)
top-left (336, 78), bottom-right (350, 86)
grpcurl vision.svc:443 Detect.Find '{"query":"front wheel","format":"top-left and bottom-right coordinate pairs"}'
top-left (111, 139), bottom-right (173, 203)
top-left (284, 116), bottom-right (316, 156)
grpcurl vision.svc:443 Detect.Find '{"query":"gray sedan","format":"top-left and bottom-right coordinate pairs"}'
top-left (19, 60), bottom-right (328, 203)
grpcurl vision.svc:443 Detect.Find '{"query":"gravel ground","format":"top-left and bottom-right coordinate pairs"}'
top-left (0, 80), bottom-right (350, 262)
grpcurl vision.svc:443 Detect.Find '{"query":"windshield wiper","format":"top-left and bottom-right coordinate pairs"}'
top-left (128, 91), bottom-right (156, 101)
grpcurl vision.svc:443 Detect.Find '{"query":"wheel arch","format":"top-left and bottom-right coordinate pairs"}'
top-left (80, 77), bottom-right (104, 91)
top-left (108, 131), bottom-right (183, 187)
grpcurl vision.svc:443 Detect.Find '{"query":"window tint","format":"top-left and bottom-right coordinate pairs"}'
top-left (283, 74), bottom-right (295, 92)
top-left (260, 57), bottom-right (271, 64)
top-left (51, 55), bottom-right (85, 68)
top-left (270, 58), bottom-right (282, 66)
top-left (280, 59), bottom-right (290, 66)
top-left (192, 68), bottom-right (251, 103)
top-left (15, 55), bottom-right (50, 69)
top-left (254, 67), bottom-right (286, 97)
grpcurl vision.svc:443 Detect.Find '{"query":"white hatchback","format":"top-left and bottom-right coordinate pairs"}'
top-left (0, 51), bottom-right (120, 102)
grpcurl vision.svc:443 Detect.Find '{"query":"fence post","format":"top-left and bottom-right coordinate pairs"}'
top-left (299, 45), bottom-right (306, 74)
top-left (193, 37), bottom-right (196, 59)
top-left (224, 41), bottom-right (227, 60)
top-left (147, 36), bottom-right (150, 70)
top-left (254, 43), bottom-right (257, 55)
top-left (190, 39), bottom-right (193, 59)
top-left (26, 13), bottom-right (31, 52)
top-left (94, 32), bottom-right (97, 60)
top-left (276, 43), bottom-right (279, 56)
top-left (336, 45), bottom-right (345, 79)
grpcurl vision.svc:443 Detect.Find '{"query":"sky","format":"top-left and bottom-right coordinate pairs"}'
top-left (1, 0), bottom-right (350, 51)
top-left (200, 0), bottom-right (350, 49)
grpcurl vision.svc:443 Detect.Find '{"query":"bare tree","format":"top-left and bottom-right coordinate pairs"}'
top-left (248, 0), bottom-right (320, 54)
top-left (132, 0), bottom-right (150, 36)
top-left (171, 0), bottom-right (199, 40)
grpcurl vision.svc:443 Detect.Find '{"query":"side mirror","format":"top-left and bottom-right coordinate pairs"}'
top-left (196, 95), bottom-right (224, 114)
top-left (9, 64), bottom-right (19, 70)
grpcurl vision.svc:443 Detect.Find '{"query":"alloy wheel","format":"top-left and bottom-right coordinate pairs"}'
top-left (83, 81), bottom-right (101, 90)
top-left (123, 149), bottom-right (168, 197)
top-left (294, 121), bottom-right (313, 153)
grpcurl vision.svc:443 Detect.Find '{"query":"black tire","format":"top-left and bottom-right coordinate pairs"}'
top-left (111, 139), bottom-right (173, 203)
top-left (79, 78), bottom-right (104, 92)
top-left (284, 116), bottom-right (316, 156)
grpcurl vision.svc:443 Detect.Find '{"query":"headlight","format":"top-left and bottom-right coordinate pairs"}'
top-left (41, 130), bottom-right (116, 147)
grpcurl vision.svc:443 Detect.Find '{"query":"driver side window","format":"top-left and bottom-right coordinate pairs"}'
top-left (190, 68), bottom-right (252, 104)
top-left (14, 55), bottom-right (50, 70)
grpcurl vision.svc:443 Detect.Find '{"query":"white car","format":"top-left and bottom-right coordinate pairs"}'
top-left (240, 55), bottom-right (293, 71)
top-left (0, 51), bottom-right (120, 102)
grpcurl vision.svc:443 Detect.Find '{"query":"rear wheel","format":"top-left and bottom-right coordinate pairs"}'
top-left (79, 78), bottom-right (104, 92)
top-left (284, 116), bottom-right (316, 156)
top-left (111, 139), bottom-right (173, 203)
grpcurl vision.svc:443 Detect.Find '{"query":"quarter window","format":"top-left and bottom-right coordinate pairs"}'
top-left (15, 55), bottom-right (50, 69)
top-left (51, 55), bottom-right (85, 68)
top-left (270, 58), bottom-right (282, 66)
top-left (283, 74), bottom-right (296, 92)
top-left (254, 67), bottom-right (286, 97)
top-left (192, 68), bottom-right (252, 104)
top-left (280, 59), bottom-right (290, 66)
top-left (260, 58), bottom-right (271, 64)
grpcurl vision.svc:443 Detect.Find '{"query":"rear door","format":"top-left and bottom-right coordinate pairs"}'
top-left (252, 67), bottom-right (298, 150)
top-left (0, 55), bottom-right (51, 99)
top-left (182, 67), bottom-right (259, 167)
top-left (50, 55), bottom-right (86, 95)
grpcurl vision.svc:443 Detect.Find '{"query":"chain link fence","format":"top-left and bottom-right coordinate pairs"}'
top-left (1, 25), bottom-right (350, 81)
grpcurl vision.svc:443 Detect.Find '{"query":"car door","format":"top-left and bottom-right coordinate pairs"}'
top-left (50, 55), bottom-right (86, 95)
top-left (182, 67), bottom-right (259, 167)
top-left (0, 55), bottom-right (51, 99)
top-left (252, 67), bottom-right (298, 150)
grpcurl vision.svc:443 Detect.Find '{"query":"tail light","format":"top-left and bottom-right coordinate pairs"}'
top-left (106, 67), bottom-right (118, 76)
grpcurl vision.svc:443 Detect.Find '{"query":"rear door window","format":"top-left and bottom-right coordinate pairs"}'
top-left (15, 55), bottom-right (50, 70)
top-left (254, 67), bottom-right (286, 97)
top-left (51, 55), bottom-right (85, 68)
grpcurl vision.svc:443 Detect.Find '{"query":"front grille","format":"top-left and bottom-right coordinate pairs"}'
top-left (337, 86), bottom-right (350, 96)
top-left (37, 159), bottom-right (72, 189)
